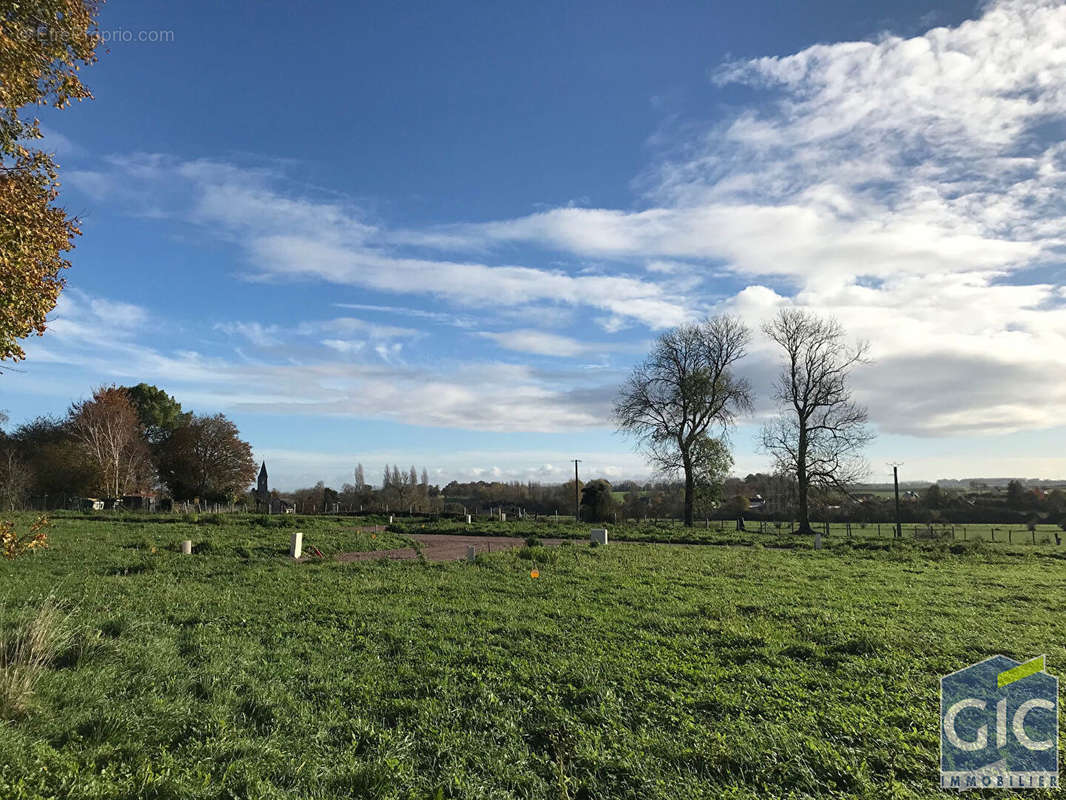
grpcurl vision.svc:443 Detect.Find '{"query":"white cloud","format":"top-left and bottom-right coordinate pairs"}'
top-left (320, 339), bottom-right (366, 355)
top-left (332, 302), bottom-right (479, 329)
top-left (44, 290), bottom-right (149, 348)
top-left (300, 317), bottom-right (421, 341)
top-left (216, 316), bottom-right (420, 360)
top-left (69, 155), bottom-right (691, 330)
top-left (476, 329), bottom-right (639, 357)
top-left (38, 126), bottom-right (79, 157)
top-left (22, 292), bottom-right (623, 433)
top-left (215, 321), bottom-right (282, 348)
top-left (407, 204), bottom-right (1036, 282)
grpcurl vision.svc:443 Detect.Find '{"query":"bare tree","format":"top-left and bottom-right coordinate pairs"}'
top-left (69, 386), bottom-right (153, 499)
top-left (614, 316), bottom-right (753, 526)
top-left (760, 309), bottom-right (873, 534)
top-left (0, 411), bottom-right (25, 509)
top-left (0, 443), bottom-right (30, 510)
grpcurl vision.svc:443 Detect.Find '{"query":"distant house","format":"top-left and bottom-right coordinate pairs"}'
top-left (269, 497), bottom-right (295, 515)
top-left (748, 494), bottom-right (766, 510)
top-left (77, 498), bottom-right (105, 511)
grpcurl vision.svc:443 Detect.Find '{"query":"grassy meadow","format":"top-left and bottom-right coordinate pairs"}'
top-left (391, 515), bottom-right (1066, 547)
top-left (1, 513), bottom-right (1065, 798)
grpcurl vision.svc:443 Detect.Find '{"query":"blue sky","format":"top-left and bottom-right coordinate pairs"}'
top-left (6, 0), bottom-right (1066, 489)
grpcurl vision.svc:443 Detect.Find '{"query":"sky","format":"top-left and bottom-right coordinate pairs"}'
top-left (4, 0), bottom-right (1066, 490)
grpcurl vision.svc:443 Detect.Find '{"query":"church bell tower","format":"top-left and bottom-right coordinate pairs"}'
top-left (256, 462), bottom-right (269, 510)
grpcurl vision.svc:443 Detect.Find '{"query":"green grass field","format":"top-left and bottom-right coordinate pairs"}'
top-left (1, 513), bottom-right (1064, 798)
top-left (391, 515), bottom-right (1066, 547)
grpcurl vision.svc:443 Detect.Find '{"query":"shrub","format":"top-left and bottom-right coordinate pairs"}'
top-left (0, 596), bottom-right (74, 718)
top-left (525, 536), bottom-right (542, 547)
top-left (517, 545), bottom-right (557, 563)
top-left (1, 516), bottom-right (49, 560)
top-left (250, 515), bottom-right (299, 529)
top-left (948, 539), bottom-right (990, 557)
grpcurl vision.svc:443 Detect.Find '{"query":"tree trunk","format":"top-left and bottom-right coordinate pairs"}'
top-left (797, 477), bottom-right (812, 534)
top-left (682, 454), bottom-right (694, 527)
top-left (796, 427), bottom-right (813, 534)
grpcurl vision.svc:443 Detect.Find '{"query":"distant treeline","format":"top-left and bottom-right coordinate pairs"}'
top-left (0, 384), bottom-right (257, 509)
top-left (718, 476), bottom-right (1066, 527)
top-left (278, 474), bottom-right (595, 516)
top-left (282, 472), bottom-right (1066, 527)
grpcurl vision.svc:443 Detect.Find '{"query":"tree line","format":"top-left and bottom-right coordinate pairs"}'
top-left (281, 473), bottom-right (589, 517)
top-left (281, 465), bottom-right (441, 514)
top-left (278, 473), bottom-right (629, 521)
top-left (0, 384), bottom-right (257, 509)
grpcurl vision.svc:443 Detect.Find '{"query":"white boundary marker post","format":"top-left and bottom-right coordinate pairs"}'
top-left (290, 531), bottom-right (303, 559)
top-left (181, 540), bottom-right (192, 555)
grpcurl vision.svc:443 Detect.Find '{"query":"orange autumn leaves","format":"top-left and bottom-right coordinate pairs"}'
top-left (0, 0), bottom-right (100, 363)
top-left (1, 515), bottom-right (48, 560)
top-left (0, 164), bottom-right (80, 361)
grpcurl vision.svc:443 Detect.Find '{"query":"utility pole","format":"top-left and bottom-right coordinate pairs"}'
top-left (572, 459), bottom-right (581, 522)
top-left (891, 463), bottom-right (903, 539)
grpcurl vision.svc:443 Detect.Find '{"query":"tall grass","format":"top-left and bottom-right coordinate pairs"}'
top-left (0, 595), bottom-right (74, 718)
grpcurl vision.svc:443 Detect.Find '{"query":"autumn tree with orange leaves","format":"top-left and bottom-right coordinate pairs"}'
top-left (0, 0), bottom-right (100, 364)
top-left (69, 386), bottom-right (153, 499)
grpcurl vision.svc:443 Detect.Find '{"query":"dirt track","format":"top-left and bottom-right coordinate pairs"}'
top-left (333, 533), bottom-right (562, 563)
